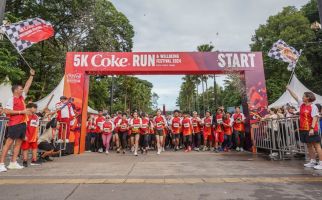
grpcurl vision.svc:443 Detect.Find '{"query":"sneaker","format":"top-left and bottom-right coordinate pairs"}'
top-left (23, 161), bottom-right (28, 167)
top-left (188, 146), bottom-right (192, 152)
top-left (236, 147), bottom-right (240, 152)
top-left (195, 147), bottom-right (200, 152)
top-left (240, 147), bottom-right (244, 152)
top-left (123, 150), bottom-right (126, 154)
top-left (0, 163), bottom-right (7, 172)
top-left (30, 160), bottom-right (42, 166)
top-left (134, 151), bottom-right (138, 156)
top-left (117, 148), bottom-right (120, 153)
top-left (214, 148), bottom-right (219, 153)
top-left (157, 149), bottom-right (161, 155)
top-left (162, 147), bottom-right (165, 152)
top-left (184, 149), bottom-right (189, 153)
top-left (202, 146), bottom-right (207, 151)
top-left (304, 160), bottom-right (317, 168)
top-left (105, 150), bottom-right (109, 154)
top-left (44, 156), bottom-right (53, 162)
top-left (131, 146), bottom-right (135, 152)
top-left (7, 162), bottom-right (24, 170)
top-left (98, 148), bottom-right (103, 153)
top-left (313, 162), bottom-right (322, 170)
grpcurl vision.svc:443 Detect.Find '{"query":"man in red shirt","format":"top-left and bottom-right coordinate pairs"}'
top-left (232, 106), bottom-right (246, 152)
top-left (55, 96), bottom-right (75, 142)
top-left (21, 103), bottom-right (42, 167)
top-left (95, 110), bottom-right (105, 153)
top-left (170, 110), bottom-right (182, 151)
top-left (0, 69), bottom-right (35, 172)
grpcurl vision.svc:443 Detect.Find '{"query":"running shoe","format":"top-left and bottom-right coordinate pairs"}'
top-left (202, 146), bottom-right (207, 151)
top-left (105, 150), bottom-right (109, 154)
top-left (30, 160), bottom-right (42, 166)
top-left (0, 163), bottom-right (7, 172)
top-left (236, 147), bottom-right (240, 152)
top-left (240, 147), bottom-right (244, 152)
top-left (134, 151), bottom-right (138, 156)
top-left (7, 162), bottom-right (24, 170)
top-left (123, 150), bottom-right (126, 154)
top-left (23, 161), bottom-right (28, 167)
top-left (157, 149), bottom-right (161, 155)
top-left (214, 148), bottom-right (219, 153)
top-left (98, 148), bottom-right (103, 153)
top-left (313, 163), bottom-right (322, 170)
top-left (304, 160), bottom-right (317, 168)
top-left (162, 147), bottom-right (165, 152)
top-left (117, 148), bottom-right (120, 153)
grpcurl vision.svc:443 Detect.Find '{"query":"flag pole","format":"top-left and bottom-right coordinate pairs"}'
top-left (2, 31), bottom-right (33, 70)
top-left (287, 49), bottom-right (302, 85)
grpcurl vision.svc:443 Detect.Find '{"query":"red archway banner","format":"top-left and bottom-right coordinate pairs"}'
top-left (64, 52), bottom-right (268, 153)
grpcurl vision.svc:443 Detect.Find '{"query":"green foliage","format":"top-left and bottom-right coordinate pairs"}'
top-left (1, 0), bottom-right (154, 111)
top-left (250, 2), bottom-right (322, 103)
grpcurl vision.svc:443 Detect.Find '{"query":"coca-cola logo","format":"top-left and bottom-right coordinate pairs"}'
top-left (66, 73), bottom-right (82, 83)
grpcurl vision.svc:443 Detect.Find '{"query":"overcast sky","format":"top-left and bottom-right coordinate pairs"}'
top-left (110, 0), bottom-right (308, 110)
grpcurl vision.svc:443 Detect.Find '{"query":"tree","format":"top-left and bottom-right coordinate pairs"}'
top-left (250, 4), bottom-right (321, 103)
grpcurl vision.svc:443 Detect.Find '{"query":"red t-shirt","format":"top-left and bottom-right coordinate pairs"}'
top-left (203, 117), bottom-right (212, 135)
top-left (118, 119), bottom-right (129, 132)
top-left (191, 117), bottom-right (201, 133)
top-left (299, 103), bottom-right (319, 131)
top-left (141, 117), bottom-right (149, 134)
top-left (232, 113), bottom-right (245, 132)
top-left (182, 118), bottom-right (192, 136)
top-left (102, 121), bottom-right (114, 134)
top-left (95, 116), bottom-right (105, 132)
top-left (5, 95), bottom-right (27, 126)
top-left (26, 114), bottom-right (39, 143)
top-left (130, 118), bottom-right (142, 134)
top-left (223, 118), bottom-right (232, 135)
top-left (154, 116), bottom-right (166, 130)
top-left (171, 117), bottom-right (181, 134)
top-left (215, 114), bottom-right (223, 133)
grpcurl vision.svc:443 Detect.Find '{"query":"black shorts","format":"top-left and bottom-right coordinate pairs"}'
top-left (7, 123), bottom-right (26, 140)
top-left (172, 133), bottom-right (180, 140)
top-left (299, 131), bottom-right (321, 144)
top-left (155, 129), bottom-right (164, 136)
top-left (38, 141), bottom-right (59, 152)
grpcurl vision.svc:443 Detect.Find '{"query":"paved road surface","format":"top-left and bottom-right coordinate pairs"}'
top-left (0, 151), bottom-right (322, 200)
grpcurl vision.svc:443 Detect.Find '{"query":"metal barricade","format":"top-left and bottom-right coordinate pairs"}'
top-left (55, 122), bottom-right (67, 157)
top-left (0, 119), bottom-right (8, 151)
top-left (253, 117), bottom-right (312, 160)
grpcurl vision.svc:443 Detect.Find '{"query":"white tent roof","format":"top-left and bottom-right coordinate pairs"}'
top-left (0, 77), bottom-right (97, 114)
top-left (0, 77), bottom-right (13, 107)
top-left (269, 75), bottom-right (322, 108)
top-left (35, 77), bottom-right (98, 114)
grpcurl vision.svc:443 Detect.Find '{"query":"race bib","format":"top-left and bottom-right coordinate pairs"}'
top-left (103, 128), bottom-right (111, 132)
top-left (121, 125), bottom-right (127, 129)
top-left (98, 122), bottom-right (104, 129)
top-left (142, 124), bottom-right (147, 128)
top-left (133, 124), bottom-right (140, 129)
top-left (157, 122), bottom-right (162, 127)
top-left (217, 119), bottom-right (223, 124)
top-left (192, 122), bottom-right (198, 127)
top-left (30, 119), bottom-right (39, 127)
top-left (173, 123), bottom-right (180, 128)
top-left (184, 123), bottom-right (190, 128)
top-left (205, 123), bottom-right (211, 127)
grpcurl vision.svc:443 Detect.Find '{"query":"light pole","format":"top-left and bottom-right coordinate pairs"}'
top-left (0, 0), bottom-right (6, 26)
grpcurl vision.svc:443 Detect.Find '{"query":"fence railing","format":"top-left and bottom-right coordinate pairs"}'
top-left (252, 116), bottom-right (322, 160)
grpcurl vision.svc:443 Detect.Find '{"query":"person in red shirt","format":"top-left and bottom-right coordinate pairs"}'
top-left (140, 113), bottom-right (150, 154)
top-left (232, 106), bottom-right (246, 152)
top-left (191, 111), bottom-right (202, 151)
top-left (201, 111), bottom-right (213, 151)
top-left (129, 111), bottom-right (142, 156)
top-left (101, 115), bottom-right (114, 154)
top-left (0, 69), bottom-right (34, 172)
top-left (287, 86), bottom-right (322, 170)
top-left (55, 96), bottom-right (75, 142)
top-left (170, 110), bottom-right (182, 151)
top-left (182, 112), bottom-right (193, 152)
top-left (213, 108), bottom-right (224, 153)
top-left (148, 115), bottom-right (156, 149)
top-left (117, 113), bottom-right (129, 154)
top-left (222, 112), bottom-right (233, 152)
top-left (112, 111), bottom-right (122, 153)
top-left (21, 103), bottom-right (42, 167)
top-left (95, 110), bottom-right (105, 153)
top-left (87, 116), bottom-right (97, 152)
top-left (153, 109), bottom-right (167, 155)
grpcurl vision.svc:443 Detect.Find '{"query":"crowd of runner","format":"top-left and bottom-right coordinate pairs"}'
top-left (86, 107), bottom-right (246, 156)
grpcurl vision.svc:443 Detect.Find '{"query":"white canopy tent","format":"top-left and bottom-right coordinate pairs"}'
top-left (0, 78), bottom-right (13, 107)
top-left (269, 74), bottom-right (322, 108)
top-left (0, 77), bottom-right (97, 114)
top-left (35, 77), bottom-right (98, 114)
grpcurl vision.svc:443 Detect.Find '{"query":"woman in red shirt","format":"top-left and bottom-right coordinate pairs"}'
top-left (140, 113), bottom-right (150, 154)
top-left (101, 116), bottom-right (114, 154)
top-left (222, 112), bottom-right (233, 152)
top-left (153, 109), bottom-right (167, 155)
top-left (201, 111), bottom-right (213, 151)
top-left (287, 86), bottom-right (322, 170)
top-left (191, 111), bottom-right (202, 151)
top-left (213, 108), bottom-right (224, 153)
top-left (170, 110), bottom-right (182, 151)
top-left (117, 113), bottom-right (129, 154)
top-left (181, 112), bottom-right (193, 152)
top-left (129, 111), bottom-right (142, 156)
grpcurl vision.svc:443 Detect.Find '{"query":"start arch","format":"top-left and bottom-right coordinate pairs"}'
top-left (63, 52), bottom-right (268, 153)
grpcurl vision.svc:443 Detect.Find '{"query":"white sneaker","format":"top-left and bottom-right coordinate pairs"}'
top-left (134, 151), bottom-right (138, 156)
top-left (0, 163), bottom-right (7, 172)
top-left (7, 162), bottom-right (24, 170)
top-left (313, 163), bottom-right (322, 170)
top-left (236, 147), bottom-right (240, 151)
top-left (304, 160), bottom-right (317, 168)
top-left (157, 149), bottom-right (161, 155)
top-left (240, 147), bottom-right (244, 152)
top-left (105, 150), bottom-right (109, 154)
top-left (162, 147), bottom-right (165, 152)
top-left (65, 139), bottom-right (69, 143)
top-left (98, 148), bottom-right (103, 153)
top-left (131, 146), bottom-right (135, 152)
top-left (202, 146), bottom-right (207, 151)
